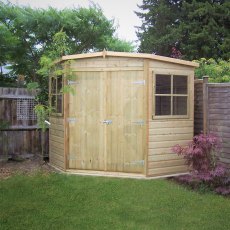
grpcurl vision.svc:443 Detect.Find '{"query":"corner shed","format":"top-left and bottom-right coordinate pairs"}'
top-left (49, 51), bottom-right (198, 177)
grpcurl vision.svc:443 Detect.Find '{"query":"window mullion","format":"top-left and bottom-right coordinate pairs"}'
top-left (173, 94), bottom-right (188, 96)
top-left (155, 94), bottom-right (172, 96)
top-left (55, 78), bottom-right (58, 112)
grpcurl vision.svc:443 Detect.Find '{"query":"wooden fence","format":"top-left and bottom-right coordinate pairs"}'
top-left (0, 87), bottom-right (48, 161)
top-left (194, 78), bottom-right (230, 169)
top-left (194, 79), bottom-right (204, 135)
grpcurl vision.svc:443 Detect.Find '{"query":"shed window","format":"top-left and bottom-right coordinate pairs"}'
top-left (155, 74), bottom-right (188, 117)
top-left (50, 75), bottom-right (63, 114)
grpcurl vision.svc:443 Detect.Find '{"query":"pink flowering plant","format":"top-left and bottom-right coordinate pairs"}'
top-left (172, 133), bottom-right (230, 196)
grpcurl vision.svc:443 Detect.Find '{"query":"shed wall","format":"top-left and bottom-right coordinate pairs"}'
top-left (51, 55), bottom-right (196, 177)
top-left (147, 120), bottom-right (192, 176)
top-left (149, 60), bottom-right (195, 71)
top-left (49, 117), bottom-right (65, 169)
top-left (147, 63), bottom-right (194, 176)
top-left (70, 57), bottom-right (144, 71)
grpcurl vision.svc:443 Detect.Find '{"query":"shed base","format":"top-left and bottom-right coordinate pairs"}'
top-left (48, 163), bottom-right (189, 179)
top-left (66, 169), bottom-right (146, 179)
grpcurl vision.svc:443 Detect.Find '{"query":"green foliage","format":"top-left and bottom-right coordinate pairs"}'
top-left (0, 74), bottom-right (18, 87)
top-left (37, 31), bottom-right (74, 101)
top-left (49, 30), bottom-right (71, 58)
top-left (34, 31), bottom-right (77, 131)
top-left (27, 82), bottom-right (39, 90)
top-left (136, 0), bottom-right (230, 60)
top-left (34, 104), bottom-right (52, 132)
top-left (0, 23), bottom-right (19, 66)
top-left (195, 58), bottom-right (230, 82)
top-left (36, 56), bottom-right (54, 78)
top-left (61, 85), bottom-right (75, 95)
top-left (0, 1), bottom-right (134, 86)
top-left (104, 37), bottom-right (135, 52)
top-left (136, 0), bottom-right (181, 56)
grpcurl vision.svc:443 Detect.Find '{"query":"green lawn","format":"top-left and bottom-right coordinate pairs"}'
top-left (0, 173), bottom-right (229, 230)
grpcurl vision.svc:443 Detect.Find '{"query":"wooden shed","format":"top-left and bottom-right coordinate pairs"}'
top-left (49, 51), bottom-right (199, 178)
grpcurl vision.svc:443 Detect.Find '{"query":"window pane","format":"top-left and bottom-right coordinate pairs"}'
top-left (173, 96), bottom-right (187, 115)
top-left (173, 75), bottom-right (187, 94)
top-left (57, 76), bottom-right (63, 93)
top-left (156, 75), bottom-right (171, 94)
top-left (51, 78), bottom-right (56, 94)
top-left (51, 95), bottom-right (56, 109)
top-left (155, 96), bottom-right (171, 115)
top-left (57, 95), bottom-right (63, 113)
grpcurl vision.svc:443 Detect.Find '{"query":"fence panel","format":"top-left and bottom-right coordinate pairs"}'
top-left (0, 87), bottom-right (48, 160)
top-left (194, 80), bottom-right (230, 169)
top-left (207, 84), bottom-right (230, 169)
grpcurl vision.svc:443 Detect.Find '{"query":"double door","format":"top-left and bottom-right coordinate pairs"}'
top-left (68, 70), bottom-right (146, 173)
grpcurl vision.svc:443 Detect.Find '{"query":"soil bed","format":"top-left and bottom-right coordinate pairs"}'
top-left (0, 156), bottom-right (57, 179)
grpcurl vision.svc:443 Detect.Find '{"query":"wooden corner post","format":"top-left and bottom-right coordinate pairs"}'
top-left (64, 61), bottom-right (70, 171)
top-left (203, 76), bottom-right (209, 135)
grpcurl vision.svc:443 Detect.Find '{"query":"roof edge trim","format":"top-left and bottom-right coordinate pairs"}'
top-left (61, 51), bottom-right (199, 67)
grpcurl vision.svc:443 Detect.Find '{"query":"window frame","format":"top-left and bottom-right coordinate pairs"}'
top-left (49, 75), bottom-right (63, 117)
top-left (152, 71), bottom-right (190, 120)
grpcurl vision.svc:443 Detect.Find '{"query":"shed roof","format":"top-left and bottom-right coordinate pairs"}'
top-left (61, 51), bottom-right (199, 67)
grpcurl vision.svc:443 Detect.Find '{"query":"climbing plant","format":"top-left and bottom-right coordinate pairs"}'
top-left (32, 31), bottom-right (75, 131)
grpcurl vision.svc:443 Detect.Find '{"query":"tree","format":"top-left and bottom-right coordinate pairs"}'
top-left (136, 0), bottom-right (230, 60)
top-left (0, 23), bottom-right (18, 86)
top-left (104, 37), bottom-right (135, 52)
top-left (0, 1), bottom-right (134, 85)
top-left (136, 0), bottom-right (182, 56)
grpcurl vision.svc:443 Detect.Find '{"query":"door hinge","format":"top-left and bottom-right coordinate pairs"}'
top-left (132, 80), bottom-right (145, 85)
top-left (68, 80), bottom-right (79, 85)
top-left (132, 120), bottom-right (145, 126)
top-left (67, 117), bottom-right (77, 123)
top-left (101, 120), bottom-right (112, 125)
top-left (125, 160), bottom-right (145, 166)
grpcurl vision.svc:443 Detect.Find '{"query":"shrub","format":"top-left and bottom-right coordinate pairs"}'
top-left (194, 58), bottom-right (230, 83)
top-left (172, 133), bottom-right (230, 196)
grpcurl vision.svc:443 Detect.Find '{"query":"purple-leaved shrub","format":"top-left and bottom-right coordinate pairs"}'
top-left (172, 133), bottom-right (230, 196)
top-left (172, 133), bottom-right (221, 171)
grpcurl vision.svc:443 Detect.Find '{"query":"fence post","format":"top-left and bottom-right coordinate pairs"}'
top-left (203, 76), bottom-right (209, 135)
top-left (0, 131), bottom-right (8, 162)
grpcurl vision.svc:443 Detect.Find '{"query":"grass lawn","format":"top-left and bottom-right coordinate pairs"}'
top-left (0, 173), bottom-right (229, 230)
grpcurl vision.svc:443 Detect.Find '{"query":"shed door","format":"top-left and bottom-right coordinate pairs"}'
top-left (68, 71), bottom-right (146, 173)
top-left (68, 72), bottom-right (106, 170)
top-left (106, 71), bottom-right (146, 173)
